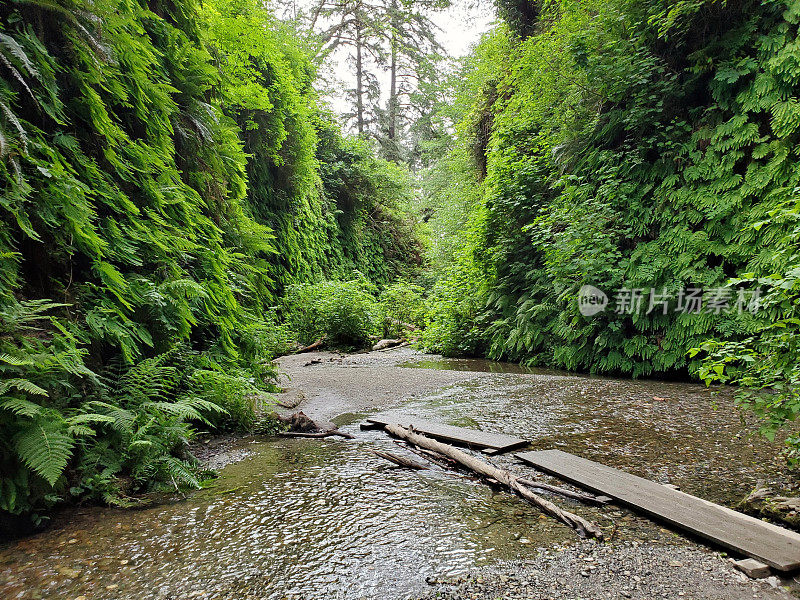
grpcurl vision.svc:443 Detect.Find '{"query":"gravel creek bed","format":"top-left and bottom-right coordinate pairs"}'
top-left (1, 348), bottom-right (798, 599)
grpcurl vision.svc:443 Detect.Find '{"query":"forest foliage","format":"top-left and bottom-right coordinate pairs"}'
top-left (421, 0), bottom-right (800, 455)
top-left (423, 0), bottom-right (800, 372)
top-left (0, 0), bottom-right (421, 528)
top-left (4, 0), bottom-right (800, 527)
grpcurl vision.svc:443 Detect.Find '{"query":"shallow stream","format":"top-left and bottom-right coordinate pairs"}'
top-left (0, 352), bottom-right (791, 599)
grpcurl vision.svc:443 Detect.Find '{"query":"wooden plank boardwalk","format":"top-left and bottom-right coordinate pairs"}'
top-left (516, 449), bottom-right (800, 571)
top-left (366, 414), bottom-right (528, 453)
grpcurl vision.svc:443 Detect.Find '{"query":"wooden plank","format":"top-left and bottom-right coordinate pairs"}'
top-left (516, 449), bottom-right (800, 571)
top-left (366, 413), bottom-right (528, 453)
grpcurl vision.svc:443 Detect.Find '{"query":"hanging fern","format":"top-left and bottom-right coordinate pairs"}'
top-left (0, 0), bottom-right (420, 527)
top-left (13, 418), bottom-right (74, 486)
top-left (424, 0), bottom-right (800, 382)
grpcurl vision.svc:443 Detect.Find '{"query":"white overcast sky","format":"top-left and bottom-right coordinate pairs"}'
top-left (430, 0), bottom-right (496, 56)
top-left (305, 0), bottom-right (497, 120)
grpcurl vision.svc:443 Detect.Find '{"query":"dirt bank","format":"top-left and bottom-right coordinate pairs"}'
top-left (274, 347), bottom-right (494, 422)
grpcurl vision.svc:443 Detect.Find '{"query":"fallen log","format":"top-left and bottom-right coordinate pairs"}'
top-left (372, 338), bottom-right (405, 351)
top-left (372, 450), bottom-right (427, 470)
top-left (377, 341), bottom-right (410, 352)
top-left (275, 411), bottom-right (354, 439)
top-left (295, 336), bottom-right (326, 354)
top-left (383, 424), bottom-right (604, 540)
top-left (278, 430), bottom-right (355, 439)
top-left (517, 478), bottom-right (611, 506)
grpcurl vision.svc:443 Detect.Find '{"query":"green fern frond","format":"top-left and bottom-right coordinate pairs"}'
top-left (0, 100), bottom-right (28, 154)
top-left (67, 424), bottom-right (95, 437)
top-left (0, 397), bottom-right (43, 417)
top-left (0, 353), bottom-right (36, 366)
top-left (0, 378), bottom-right (49, 396)
top-left (84, 401), bottom-right (136, 433)
top-left (13, 420), bottom-right (74, 486)
top-left (157, 456), bottom-right (200, 491)
top-left (142, 398), bottom-right (221, 424)
top-left (0, 32), bottom-right (39, 76)
top-left (68, 413), bottom-right (116, 425)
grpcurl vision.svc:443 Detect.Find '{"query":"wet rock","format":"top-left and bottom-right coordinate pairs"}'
top-left (733, 558), bottom-right (771, 579)
top-left (55, 566), bottom-right (81, 579)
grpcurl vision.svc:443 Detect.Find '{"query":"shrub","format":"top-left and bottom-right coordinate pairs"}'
top-left (283, 277), bottom-right (381, 347)
top-left (694, 202), bottom-right (800, 462)
top-left (379, 280), bottom-right (426, 338)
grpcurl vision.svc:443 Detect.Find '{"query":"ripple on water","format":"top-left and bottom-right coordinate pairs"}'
top-left (0, 357), bottom-right (792, 599)
top-left (0, 436), bottom-right (575, 600)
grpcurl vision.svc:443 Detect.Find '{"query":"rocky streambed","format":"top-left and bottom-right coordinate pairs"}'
top-left (1, 348), bottom-right (797, 599)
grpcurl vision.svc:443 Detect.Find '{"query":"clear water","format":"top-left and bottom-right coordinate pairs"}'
top-left (0, 357), bottom-right (790, 599)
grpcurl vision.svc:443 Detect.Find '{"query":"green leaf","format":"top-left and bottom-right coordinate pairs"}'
top-left (0, 378), bottom-right (49, 396)
top-left (0, 397), bottom-right (43, 417)
top-left (13, 420), bottom-right (74, 486)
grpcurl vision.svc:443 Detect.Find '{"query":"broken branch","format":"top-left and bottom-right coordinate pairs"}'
top-left (278, 430), bottom-right (355, 439)
top-left (517, 478), bottom-right (611, 505)
top-left (383, 423), bottom-right (604, 540)
top-left (295, 336), bottom-right (326, 354)
top-left (372, 450), bottom-right (428, 469)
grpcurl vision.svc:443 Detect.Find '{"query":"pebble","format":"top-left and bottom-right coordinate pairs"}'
top-left (414, 541), bottom-right (788, 600)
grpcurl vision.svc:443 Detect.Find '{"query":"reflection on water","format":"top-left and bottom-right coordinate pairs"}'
top-left (400, 357), bottom-right (549, 375)
top-left (0, 435), bottom-right (574, 600)
top-left (0, 357), bottom-right (791, 599)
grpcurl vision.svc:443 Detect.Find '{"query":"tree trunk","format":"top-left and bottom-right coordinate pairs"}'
top-left (383, 424), bottom-right (604, 540)
top-left (355, 16), bottom-right (365, 135)
top-left (388, 0), bottom-right (398, 142)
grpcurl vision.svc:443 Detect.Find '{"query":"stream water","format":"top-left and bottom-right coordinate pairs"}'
top-left (0, 353), bottom-right (792, 599)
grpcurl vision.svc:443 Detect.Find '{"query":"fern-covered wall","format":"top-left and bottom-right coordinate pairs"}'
top-left (0, 0), bottom-right (420, 528)
top-left (423, 0), bottom-right (800, 376)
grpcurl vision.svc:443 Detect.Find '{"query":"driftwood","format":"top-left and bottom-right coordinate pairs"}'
top-left (295, 337), bottom-right (326, 354)
top-left (275, 411), bottom-right (354, 439)
top-left (740, 486), bottom-right (800, 528)
top-left (372, 450), bottom-right (428, 470)
top-left (372, 338), bottom-right (405, 351)
top-left (384, 423), bottom-right (604, 540)
top-left (406, 444), bottom-right (459, 469)
top-left (517, 478), bottom-right (611, 506)
top-left (279, 430), bottom-right (355, 439)
top-left (392, 440), bottom-right (459, 468)
top-left (275, 411), bottom-right (317, 432)
top-left (377, 341), bottom-right (411, 352)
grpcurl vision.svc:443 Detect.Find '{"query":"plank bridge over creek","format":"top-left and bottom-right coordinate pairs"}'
top-left (366, 413), bottom-right (800, 573)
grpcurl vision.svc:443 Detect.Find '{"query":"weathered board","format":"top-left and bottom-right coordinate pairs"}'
top-left (516, 449), bottom-right (800, 572)
top-left (366, 414), bottom-right (528, 453)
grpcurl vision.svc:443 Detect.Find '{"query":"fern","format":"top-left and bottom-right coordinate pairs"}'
top-left (0, 0), bottom-right (420, 522)
top-left (0, 378), bottom-right (48, 396)
top-left (13, 419), bottom-right (74, 486)
top-left (143, 397), bottom-right (225, 425)
top-left (1, 397), bottom-right (43, 417)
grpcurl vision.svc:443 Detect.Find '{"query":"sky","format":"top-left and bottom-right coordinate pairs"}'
top-left (430, 1), bottom-right (496, 57)
top-left (312, 0), bottom-right (497, 121)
